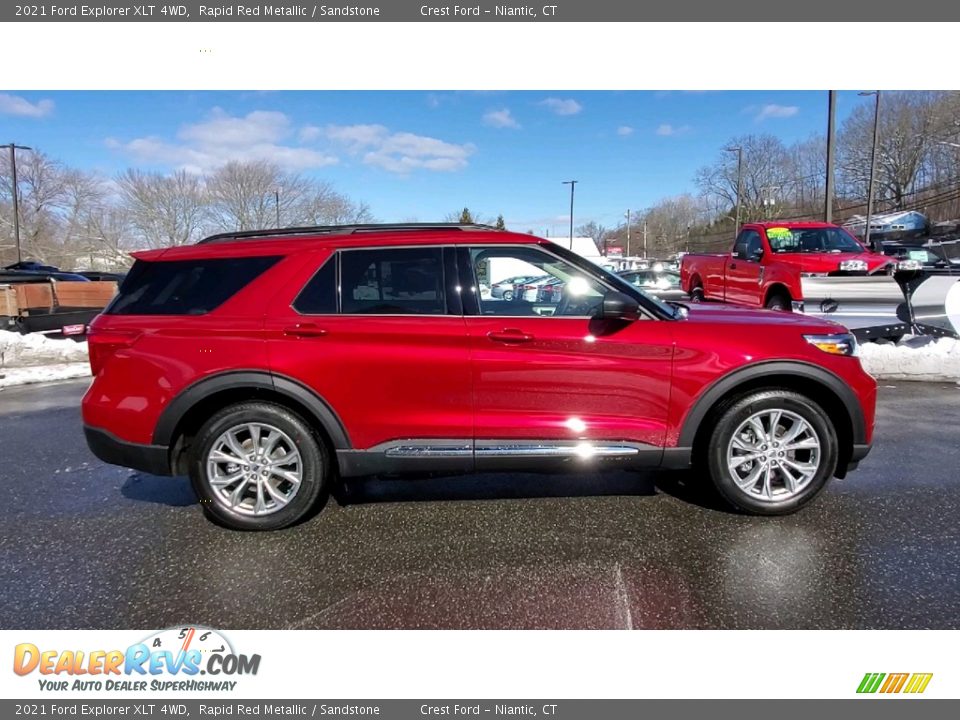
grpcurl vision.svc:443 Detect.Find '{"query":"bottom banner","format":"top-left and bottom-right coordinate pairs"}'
top-left (2, 700), bottom-right (958, 719)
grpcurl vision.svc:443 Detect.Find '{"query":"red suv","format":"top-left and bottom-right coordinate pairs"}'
top-left (82, 224), bottom-right (876, 530)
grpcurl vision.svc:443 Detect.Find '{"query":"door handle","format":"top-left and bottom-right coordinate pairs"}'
top-left (729, 262), bottom-right (738, 269)
top-left (283, 323), bottom-right (328, 338)
top-left (487, 329), bottom-right (534, 344)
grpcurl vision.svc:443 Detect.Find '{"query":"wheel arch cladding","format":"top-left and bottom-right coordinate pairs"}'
top-left (153, 371), bottom-right (350, 474)
top-left (680, 361), bottom-right (864, 475)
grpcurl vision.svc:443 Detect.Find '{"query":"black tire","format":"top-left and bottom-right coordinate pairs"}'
top-left (705, 390), bottom-right (838, 516)
top-left (690, 283), bottom-right (705, 302)
top-left (764, 292), bottom-right (791, 311)
top-left (189, 402), bottom-right (329, 531)
top-left (503, 290), bottom-right (514, 301)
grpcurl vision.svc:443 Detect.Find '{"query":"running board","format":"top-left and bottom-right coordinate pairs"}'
top-left (337, 439), bottom-right (661, 477)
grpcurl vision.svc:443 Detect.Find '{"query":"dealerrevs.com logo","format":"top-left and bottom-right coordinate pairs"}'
top-left (857, 673), bottom-right (933, 694)
top-left (13, 626), bottom-right (260, 693)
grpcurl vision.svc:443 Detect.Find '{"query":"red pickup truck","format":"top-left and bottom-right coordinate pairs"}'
top-left (680, 222), bottom-right (894, 310)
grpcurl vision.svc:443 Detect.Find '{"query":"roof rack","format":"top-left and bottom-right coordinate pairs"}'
top-left (196, 223), bottom-right (500, 245)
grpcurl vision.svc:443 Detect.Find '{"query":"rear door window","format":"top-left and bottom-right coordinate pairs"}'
top-left (339, 247), bottom-right (446, 315)
top-left (107, 256), bottom-right (280, 315)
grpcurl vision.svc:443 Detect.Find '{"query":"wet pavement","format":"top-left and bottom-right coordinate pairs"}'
top-left (1, 378), bottom-right (959, 629)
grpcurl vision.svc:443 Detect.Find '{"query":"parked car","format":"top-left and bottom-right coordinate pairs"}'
top-left (83, 223), bottom-right (876, 530)
top-left (491, 275), bottom-right (538, 300)
top-left (517, 275), bottom-right (555, 302)
top-left (880, 241), bottom-right (960, 274)
top-left (618, 269), bottom-right (686, 301)
top-left (537, 277), bottom-right (566, 303)
top-left (681, 222), bottom-right (895, 311)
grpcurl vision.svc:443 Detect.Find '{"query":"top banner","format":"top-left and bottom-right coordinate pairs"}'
top-left (7, 0), bottom-right (960, 22)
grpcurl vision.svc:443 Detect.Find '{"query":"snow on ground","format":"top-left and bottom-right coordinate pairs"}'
top-left (0, 363), bottom-right (91, 389)
top-left (0, 331), bottom-right (91, 388)
top-left (0, 330), bottom-right (88, 367)
top-left (860, 335), bottom-right (960, 383)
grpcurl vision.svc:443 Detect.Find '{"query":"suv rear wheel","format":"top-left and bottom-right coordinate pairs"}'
top-left (705, 390), bottom-right (838, 515)
top-left (189, 402), bottom-right (329, 530)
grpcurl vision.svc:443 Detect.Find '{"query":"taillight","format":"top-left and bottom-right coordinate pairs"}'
top-left (87, 327), bottom-right (140, 375)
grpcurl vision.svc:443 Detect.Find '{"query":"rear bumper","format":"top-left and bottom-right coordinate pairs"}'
top-left (83, 425), bottom-right (172, 476)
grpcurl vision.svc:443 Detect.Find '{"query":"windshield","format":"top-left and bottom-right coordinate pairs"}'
top-left (766, 226), bottom-right (864, 254)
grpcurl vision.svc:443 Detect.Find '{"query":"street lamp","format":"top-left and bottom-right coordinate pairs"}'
top-left (725, 146), bottom-right (743, 237)
top-left (1, 143), bottom-right (32, 264)
top-left (625, 209), bottom-right (631, 256)
top-left (859, 91), bottom-right (881, 251)
top-left (562, 180), bottom-right (577, 250)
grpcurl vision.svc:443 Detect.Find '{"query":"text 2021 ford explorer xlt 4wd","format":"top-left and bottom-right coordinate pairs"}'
top-left (82, 224), bottom-right (876, 530)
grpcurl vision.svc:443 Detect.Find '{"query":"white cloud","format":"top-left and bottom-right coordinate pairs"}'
top-left (655, 123), bottom-right (691, 137)
top-left (539, 97), bottom-right (583, 116)
top-left (616, 125), bottom-right (634, 136)
top-left (483, 108), bottom-right (521, 129)
top-left (107, 108), bottom-right (338, 174)
top-left (0, 93), bottom-right (54, 118)
top-left (754, 104), bottom-right (799, 121)
top-left (326, 124), bottom-right (475, 174)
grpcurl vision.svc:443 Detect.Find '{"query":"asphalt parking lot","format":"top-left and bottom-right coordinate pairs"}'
top-left (1, 378), bottom-right (959, 630)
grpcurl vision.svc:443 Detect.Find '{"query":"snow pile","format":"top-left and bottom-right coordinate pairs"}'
top-left (0, 331), bottom-right (91, 388)
top-left (860, 335), bottom-right (960, 382)
top-left (0, 363), bottom-right (92, 389)
top-left (0, 330), bottom-right (88, 367)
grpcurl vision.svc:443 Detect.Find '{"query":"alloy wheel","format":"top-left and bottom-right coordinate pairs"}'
top-left (205, 422), bottom-right (303, 516)
top-left (725, 409), bottom-right (821, 501)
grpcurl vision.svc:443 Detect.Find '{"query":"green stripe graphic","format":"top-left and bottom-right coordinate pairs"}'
top-left (857, 673), bottom-right (886, 693)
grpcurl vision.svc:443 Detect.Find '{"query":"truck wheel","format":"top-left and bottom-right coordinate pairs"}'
top-left (189, 402), bottom-right (329, 531)
top-left (765, 292), bottom-right (791, 311)
top-left (705, 389), bottom-right (838, 516)
top-left (690, 284), bottom-right (704, 302)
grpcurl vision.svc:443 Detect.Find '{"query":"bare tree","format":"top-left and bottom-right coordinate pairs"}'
top-left (838, 91), bottom-right (944, 209)
top-left (696, 134), bottom-right (794, 222)
top-left (116, 169), bottom-right (209, 248)
top-left (576, 221), bottom-right (608, 252)
top-left (207, 160), bottom-right (312, 231)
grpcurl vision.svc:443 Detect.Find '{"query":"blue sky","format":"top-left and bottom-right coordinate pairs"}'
top-left (1, 90), bottom-right (869, 235)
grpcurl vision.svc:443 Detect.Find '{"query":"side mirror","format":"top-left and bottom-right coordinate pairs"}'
top-left (601, 291), bottom-right (640, 321)
top-left (748, 248), bottom-right (764, 262)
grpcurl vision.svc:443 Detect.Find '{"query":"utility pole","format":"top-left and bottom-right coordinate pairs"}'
top-left (859, 91), bottom-right (881, 251)
top-left (824, 90), bottom-right (837, 223)
top-left (274, 188), bottom-right (281, 227)
top-left (2, 143), bottom-right (32, 264)
top-left (562, 180), bottom-right (577, 249)
top-left (625, 209), bottom-right (631, 256)
top-left (725, 146), bottom-right (743, 237)
top-left (642, 221), bottom-right (647, 259)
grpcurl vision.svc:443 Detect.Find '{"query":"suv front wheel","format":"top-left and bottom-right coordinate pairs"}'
top-left (189, 402), bottom-right (329, 530)
top-left (705, 390), bottom-right (838, 515)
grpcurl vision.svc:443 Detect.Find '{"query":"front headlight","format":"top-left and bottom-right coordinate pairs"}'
top-left (804, 333), bottom-right (859, 357)
top-left (839, 259), bottom-right (868, 272)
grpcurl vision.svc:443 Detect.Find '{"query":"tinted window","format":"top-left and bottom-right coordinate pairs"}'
top-left (293, 256), bottom-right (336, 314)
top-left (340, 247), bottom-right (445, 315)
top-left (107, 256), bottom-right (279, 316)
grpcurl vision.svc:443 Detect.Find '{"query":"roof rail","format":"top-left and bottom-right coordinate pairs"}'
top-left (196, 223), bottom-right (500, 245)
